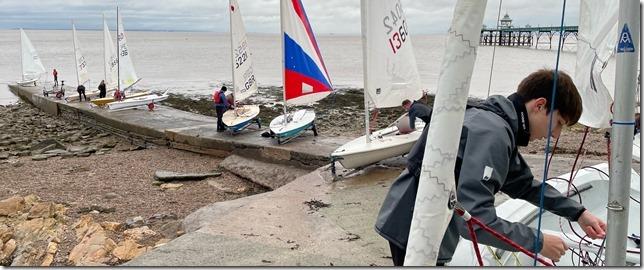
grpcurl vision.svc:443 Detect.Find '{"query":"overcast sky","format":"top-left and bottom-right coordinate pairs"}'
top-left (1, 0), bottom-right (581, 34)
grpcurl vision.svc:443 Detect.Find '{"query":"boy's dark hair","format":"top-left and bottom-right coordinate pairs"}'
top-left (402, 99), bottom-right (411, 106)
top-left (220, 86), bottom-right (227, 92)
top-left (516, 69), bottom-right (582, 125)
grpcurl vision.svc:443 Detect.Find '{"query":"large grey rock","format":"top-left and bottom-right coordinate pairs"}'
top-left (219, 155), bottom-right (311, 190)
top-left (30, 139), bottom-right (65, 155)
top-left (153, 170), bottom-right (222, 182)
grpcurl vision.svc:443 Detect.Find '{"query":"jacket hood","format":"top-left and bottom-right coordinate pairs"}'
top-left (475, 95), bottom-right (519, 135)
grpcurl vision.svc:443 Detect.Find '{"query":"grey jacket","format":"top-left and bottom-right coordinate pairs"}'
top-left (374, 95), bottom-right (585, 263)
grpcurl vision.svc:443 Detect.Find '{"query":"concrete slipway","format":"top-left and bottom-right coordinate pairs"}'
top-left (8, 84), bottom-right (606, 266)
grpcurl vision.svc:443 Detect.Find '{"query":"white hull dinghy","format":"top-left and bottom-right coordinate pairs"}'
top-left (269, 109), bottom-right (316, 144)
top-left (106, 92), bottom-right (168, 110)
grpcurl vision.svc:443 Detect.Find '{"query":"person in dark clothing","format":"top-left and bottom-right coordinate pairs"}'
top-left (76, 84), bottom-right (87, 101)
top-left (98, 80), bottom-right (107, 98)
top-left (375, 69), bottom-right (606, 266)
top-left (402, 99), bottom-right (433, 131)
top-left (214, 86), bottom-right (232, 132)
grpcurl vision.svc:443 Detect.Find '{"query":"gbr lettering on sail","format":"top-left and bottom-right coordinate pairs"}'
top-left (383, 2), bottom-right (409, 54)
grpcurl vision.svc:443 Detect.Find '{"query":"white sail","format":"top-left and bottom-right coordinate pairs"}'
top-left (575, 0), bottom-right (619, 129)
top-left (230, 0), bottom-right (258, 102)
top-left (103, 18), bottom-right (118, 90)
top-left (20, 29), bottom-right (46, 82)
top-left (72, 24), bottom-right (90, 86)
top-left (117, 11), bottom-right (141, 90)
top-left (363, 0), bottom-right (422, 109)
top-left (404, 0), bottom-right (487, 266)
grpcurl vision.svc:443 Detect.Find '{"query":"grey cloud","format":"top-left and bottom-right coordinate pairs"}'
top-left (1, 0), bottom-right (582, 34)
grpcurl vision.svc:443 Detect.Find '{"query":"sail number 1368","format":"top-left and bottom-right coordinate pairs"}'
top-left (383, 2), bottom-right (409, 54)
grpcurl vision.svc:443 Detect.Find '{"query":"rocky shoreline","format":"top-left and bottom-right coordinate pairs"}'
top-left (0, 102), bottom-right (267, 266)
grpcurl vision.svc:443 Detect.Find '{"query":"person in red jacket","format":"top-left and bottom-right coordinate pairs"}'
top-left (53, 69), bottom-right (59, 87)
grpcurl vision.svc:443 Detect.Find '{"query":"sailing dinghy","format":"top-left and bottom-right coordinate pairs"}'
top-left (269, 0), bottom-right (333, 144)
top-left (222, 0), bottom-right (261, 133)
top-left (65, 23), bottom-right (95, 102)
top-left (92, 10), bottom-right (148, 107)
top-left (17, 29), bottom-right (46, 87)
top-left (331, 0), bottom-right (425, 170)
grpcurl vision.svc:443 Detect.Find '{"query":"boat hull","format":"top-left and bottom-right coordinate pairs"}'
top-left (633, 133), bottom-right (640, 162)
top-left (331, 121), bottom-right (425, 169)
top-left (106, 93), bottom-right (168, 110)
top-left (223, 105), bottom-right (260, 133)
top-left (17, 78), bottom-right (39, 87)
top-left (269, 109), bottom-right (315, 143)
top-left (91, 91), bottom-right (149, 106)
top-left (451, 163), bottom-right (641, 266)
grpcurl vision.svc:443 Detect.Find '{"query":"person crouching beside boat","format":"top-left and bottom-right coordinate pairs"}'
top-left (213, 86), bottom-right (232, 132)
top-left (399, 99), bottom-right (433, 134)
top-left (375, 69), bottom-right (607, 266)
top-left (76, 84), bottom-right (87, 102)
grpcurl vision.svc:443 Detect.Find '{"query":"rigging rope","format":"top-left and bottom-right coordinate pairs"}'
top-left (486, 0), bottom-right (504, 98)
top-left (533, 0), bottom-right (568, 266)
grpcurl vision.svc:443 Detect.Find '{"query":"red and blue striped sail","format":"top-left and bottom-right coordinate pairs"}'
top-left (281, 0), bottom-right (333, 105)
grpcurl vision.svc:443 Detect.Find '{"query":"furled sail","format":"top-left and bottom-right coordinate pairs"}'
top-left (404, 0), bottom-right (487, 265)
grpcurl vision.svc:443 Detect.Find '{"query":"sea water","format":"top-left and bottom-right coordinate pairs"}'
top-left (0, 29), bottom-right (615, 105)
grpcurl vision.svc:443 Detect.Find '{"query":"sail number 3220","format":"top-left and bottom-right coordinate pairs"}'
top-left (383, 2), bottom-right (408, 54)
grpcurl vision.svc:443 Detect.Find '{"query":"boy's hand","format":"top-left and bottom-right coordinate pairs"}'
top-left (577, 210), bottom-right (606, 239)
top-left (541, 233), bottom-right (568, 262)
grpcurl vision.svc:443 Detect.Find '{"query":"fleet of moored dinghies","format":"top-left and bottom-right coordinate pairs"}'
top-left (15, 0), bottom-right (422, 148)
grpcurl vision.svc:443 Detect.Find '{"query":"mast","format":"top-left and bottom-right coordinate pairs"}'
top-left (72, 21), bottom-right (80, 86)
top-left (229, 0), bottom-right (236, 104)
top-left (103, 13), bottom-right (107, 84)
top-left (20, 29), bottom-right (23, 81)
top-left (360, 0), bottom-right (371, 143)
top-left (280, 0), bottom-right (287, 123)
top-left (605, 0), bottom-right (639, 265)
top-left (116, 6), bottom-right (121, 97)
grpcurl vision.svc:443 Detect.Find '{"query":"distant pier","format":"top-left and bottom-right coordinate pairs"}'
top-left (480, 26), bottom-right (579, 49)
top-left (480, 13), bottom-right (578, 50)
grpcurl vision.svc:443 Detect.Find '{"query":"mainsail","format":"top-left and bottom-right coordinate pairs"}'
top-left (72, 23), bottom-right (90, 86)
top-left (281, 0), bottom-right (333, 106)
top-left (230, 0), bottom-right (258, 102)
top-left (362, 0), bottom-right (422, 109)
top-left (575, 0), bottom-right (619, 129)
top-left (20, 29), bottom-right (46, 82)
top-left (116, 10), bottom-right (141, 91)
top-left (404, 0), bottom-right (487, 265)
top-left (103, 17), bottom-right (118, 90)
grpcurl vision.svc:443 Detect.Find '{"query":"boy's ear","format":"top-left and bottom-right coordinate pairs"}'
top-left (534, 97), bottom-right (547, 110)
